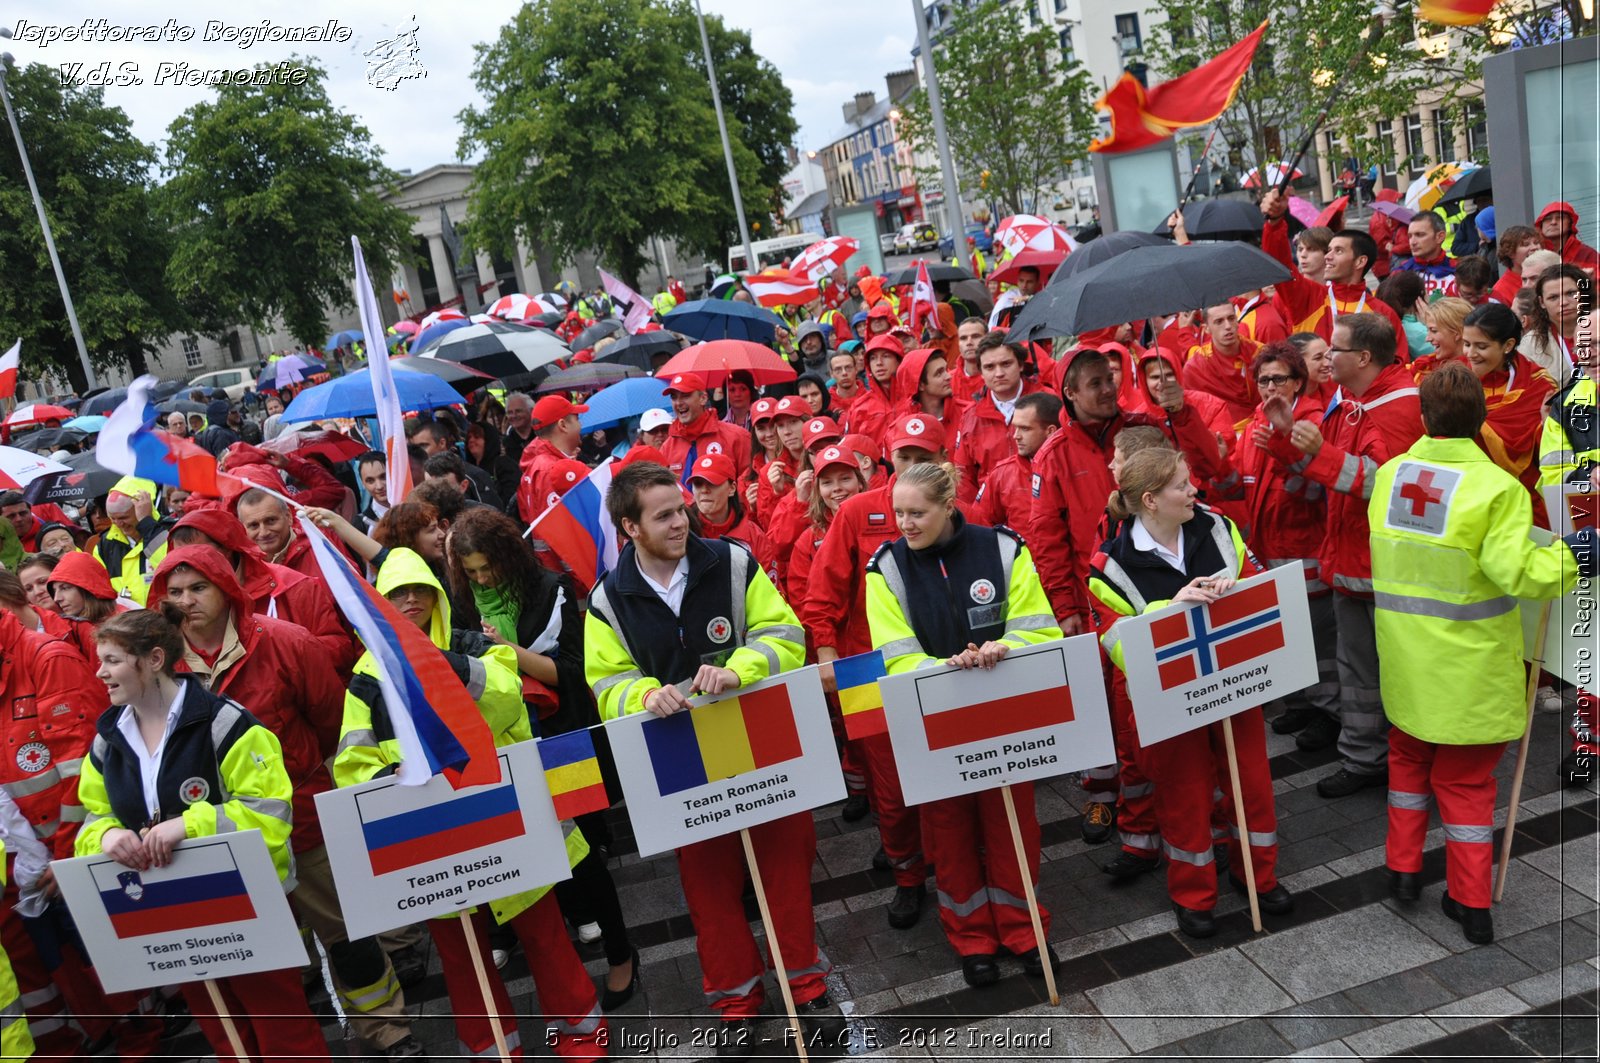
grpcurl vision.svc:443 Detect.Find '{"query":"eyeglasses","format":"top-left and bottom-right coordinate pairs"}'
top-left (1255, 374), bottom-right (1296, 387)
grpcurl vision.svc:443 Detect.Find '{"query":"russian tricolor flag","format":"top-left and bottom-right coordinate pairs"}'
top-left (528, 461), bottom-right (619, 595)
top-left (299, 515), bottom-right (498, 788)
top-left (96, 375), bottom-right (226, 496)
top-left (357, 770), bottom-right (525, 876)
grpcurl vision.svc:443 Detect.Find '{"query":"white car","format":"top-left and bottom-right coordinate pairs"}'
top-left (186, 368), bottom-right (252, 402)
top-left (879, 232), bottom-right (899, 254)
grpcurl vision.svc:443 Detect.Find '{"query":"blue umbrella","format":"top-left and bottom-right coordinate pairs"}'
top-left (662, 299), bottom-right (783, 343)
top-left (578, 377), bottom-right (672, 432)
top-left (63, 415), bottom-right (107, 433)
top-left (411, 317), bottom-right (475, 352)
top-left (325, 328), bottom-right (365, 351)
top-left (281, 366), bottom-right (463, 423)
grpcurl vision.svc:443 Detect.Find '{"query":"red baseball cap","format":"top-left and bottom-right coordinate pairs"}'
top-left (802, 415), bottom-right (842, 450)
top-left (751, 397), bottom-right (779, 424)
top-left (661, 372), bottom-right (707, 395)
top-left (842, 432), bottom-right (880, 459)
top-left (618, 444), bottom-right (669, 468)
top-left (772, 396), bottom-right (809, 421)
top-left (532, 395), bottom-right (588, 429)
top-left (687, 452), bottom-right (738, 485)
top-left (547, 459), bottom-right (591, 497)
top-left (812, 444), bottom-right (858, 478)
top-left (886, 413), bottom-right (946, 454)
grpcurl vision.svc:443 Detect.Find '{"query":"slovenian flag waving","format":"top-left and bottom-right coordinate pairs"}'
top-left (96, 375), bottom-right (227, 496)
top-left (298, 514), bottom-right (498, 788)
top-left (528, 460), bottom-right (620, 595)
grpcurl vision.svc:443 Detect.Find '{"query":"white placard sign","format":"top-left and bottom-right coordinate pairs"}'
top-left (878, 635), bottom-right (1113, 806)
top-left (605, 668), bottom-right (843, 857)
top-left (314, 742), bottom-right (571, 938)
top-left (1521, 526), bottom-right (1598, 689)
top-left (52, 832), bottom-right (303, 993)
top-left (1121, 566), bottom-right (1317, 746)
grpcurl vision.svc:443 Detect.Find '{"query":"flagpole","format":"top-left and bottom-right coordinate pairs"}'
top-left (693, 0), bottom-right (756, 275)
top-left (1221, 717), bottom-right (1263, 932)
top-left (739, 827), bottom-right (810, 1062)
top-left (1494, 599), bottom-right (1553, 902)
top-left (1274, 10), bottom-right (1394, 197)
top-left (202, 979), bottom-right (251, 1063)
top-left (459, 908), bottom-right (514, 1063)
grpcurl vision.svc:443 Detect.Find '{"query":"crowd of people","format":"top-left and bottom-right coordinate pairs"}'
top-left (0, 187), bottom-right (1592, 1062)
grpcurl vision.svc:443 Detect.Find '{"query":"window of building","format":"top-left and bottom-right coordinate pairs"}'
top-left (1376, 120), bottom-right (1397, 177)
top-left (1115, 13), bottom-right (1141, 53)
top-left (182, 336), bottom-right (202, 371)
top-left (1058, 28), bottom-right (1075, 65)
top-left (1432, 109), bottom-right (1455, 163)
top-left (1463, 101), bottom-right (1487, 158)
top-left (1405, 112), bottom-right (1426, 173)
top-left (1054, 0), bottom-right (1069, 11)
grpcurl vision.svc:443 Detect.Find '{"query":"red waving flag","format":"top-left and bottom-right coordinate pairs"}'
top-left (1091, 20), bottom-right (1268, 154)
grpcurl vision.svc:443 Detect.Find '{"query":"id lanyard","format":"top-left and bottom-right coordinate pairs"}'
top-left (1326, 283), bottom-right (1366, 324)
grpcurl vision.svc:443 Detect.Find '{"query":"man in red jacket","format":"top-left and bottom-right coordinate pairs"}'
top-left (972, 391), bottom-right (1058, 529)
top-left (658, 372), bottom-right (752, 481)
top-left (1259, 188), bottom-right (1409, 362)
top-left (1183, 303), bottom-right (1262, 422)
top-left (0, 495), bottom-right (73, 554)
top-left (517, 395), bottom-right (589, 523)
top-left (1538, 201), bottom-right (1600, 272)
top-left (1258, 313), bottom-right (1423, 799)
top-left (953, 336), bottom-right (1043, 503)
top-left (234, 486), bottom-right (354, 581)
top-left (150, 547), bottom-right (424, 1058)
top-left (843, 335), bottom-right (904, 447)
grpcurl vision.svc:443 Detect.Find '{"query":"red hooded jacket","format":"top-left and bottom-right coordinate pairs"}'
top-left (952, 379), bottom-right (1045, 505)
top-left (1538, 201), bottom-right (1600, 272)
top-left (219, 446), bottom-right (348, 510)
top-left (659, 409), bottom-right (752, 482)
top-left (1236, 393), bottom-right (1330, 579)
top-left (150, 546), bottom-right (344, 853)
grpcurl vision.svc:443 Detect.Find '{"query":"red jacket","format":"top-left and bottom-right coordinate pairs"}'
top-left (36, 610), bottom-right (106, 701)
top-left (1261, 218), bottom-right (1410, 362)
top-left (13, 505), bottom-right (73, 553)
top-left (659, 410), bottom-right (752, 483)
top-left (843, 379), bottom-right (895, 450)
top-left (1237, 395), bottom-right (1329, 583)
top-left (698, 505), bottom-right (774, 575)
top-left (221, 447), bottom-right (349, 510)
top-left (971, 451), bottom-right (1035, 531)
top-left (1237, 295), bottom-right (1290, 346)
top-left (952, 382), bottom-right (1044, 504)
top-left (1262, 362), bottom-right (1422, 596)
top-left (1489, 268), bottom-right (1524, 307)
top-left (1552, 234), bottom-right (1600, 272)
top-left (754, 448), bottom-right (803, 529)
top-left (516, 437), bottom-right (574, 523)
top-left (0, 611), bottom-right (103, 859)
top-left (1029, 399), bottom-right (1230, 625)
top-left (1183, 336), bottom-right (1262, 423)
top-left (785, 520), bottom-right (825, 609)
top-left (151, 546), bottom-right (344, 853)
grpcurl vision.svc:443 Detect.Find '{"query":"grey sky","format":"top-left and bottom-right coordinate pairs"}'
top-left (3, 2), bottom-right (914, 174)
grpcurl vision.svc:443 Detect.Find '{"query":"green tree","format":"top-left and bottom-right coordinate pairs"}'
top-left (458, 0), bottom-right (796, 288)
top-left (898, 0), bottom-right (1098, 219)
top-left (0, 63), bottom-right (185, 391)
top-left (162, 60), bottom-right (415, 349)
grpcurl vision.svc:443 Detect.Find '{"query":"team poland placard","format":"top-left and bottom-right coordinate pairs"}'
top-left (52, 832), bottom-right (305, 993)
top-left (315, 743), bottom-right (572, 938)
top-left (605, 668), bottom-right (843, 856)
top-left (1120, 566), bottom-right (1317, 746)
top-left (878, 636), bottom-right (1113, 806)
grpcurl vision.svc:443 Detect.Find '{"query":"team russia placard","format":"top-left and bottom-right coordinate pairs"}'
top-left (878, 636), bottom-right (1113, 806)
top-left (1120, 566), bottom-right (1317, 745)
top-left (604, 668), bottom-right (844, 856)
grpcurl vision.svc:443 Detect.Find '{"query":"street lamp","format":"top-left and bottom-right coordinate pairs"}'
top-left (692, 0), bottom-right (756, 276)
top-left (0, 29), bottom-right (97, 389)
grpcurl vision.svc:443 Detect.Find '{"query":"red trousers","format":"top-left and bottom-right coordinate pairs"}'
top-left (922, 783), bottom-right (1047, 957)
top-left (1386, 728), bottom-right (1504, 909)
top-left (860, 732), bottom-right (926, 887)
top-left (1143, 708), bottom-right (1279, 911)
top-left (1109, 671), bottom-right (1158, 856)
top-left (824, 689), bottom-right (870, 798)
top-left (181, 967), bottom-right (329, 1062)
top-left (678, 811), bottom-right (830, 1017)
top-left (428, 892), bottom-right (606, 1060)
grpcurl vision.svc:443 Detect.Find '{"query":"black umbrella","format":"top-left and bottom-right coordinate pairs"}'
top-left (593, 331), bottom-right (685, 372)
top-left (80, 388), bottom-right (129, 417)
top-left (1435, 165), bottom-right (1492, 209)
top-left (1005, 243), bottom-right (1292, 342)
top-left (14, 428), bottom-right (87, 453)
top-left (158, 399), bottom-right (208, 415)
top-left (23, 451), bottom-right (120, 508)
top-left (883, 262), bottom-right (975, 286)
top-left (527, 311), bottom-right (566, 329)
top-left (389, 356), bottom-right (495, 396)
top-left (1048, 230), bottom-right (1170, 287)
top-left (569, 319), bottom-right (623, 351)
top-left (534, 363), bottom-right (644, 394)
top-left (1155, 199), bottom-right (1265, 241)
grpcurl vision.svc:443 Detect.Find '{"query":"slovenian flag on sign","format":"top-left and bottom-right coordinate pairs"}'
top-left (93, 846), bottom-right (256, 939)
top-left (298, 514), bottom-right (498, 788)
top-left (834, 650), bottom-right (888, 740)
top-left (96, 375), bottom-right (227, 496)
top-left (528, 460), bottom-right (619, 595)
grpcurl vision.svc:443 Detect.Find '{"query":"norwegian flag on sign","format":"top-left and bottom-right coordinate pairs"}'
top-left (1148, 578), bottom-right (1286, 691)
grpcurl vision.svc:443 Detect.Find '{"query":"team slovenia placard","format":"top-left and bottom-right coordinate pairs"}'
top-left (52, 832), bottom-right (304, 993)
top-left (878, 635), bottom-right (1112, 805)
top-left (1120, 566), bottom-right (1317, 746)
top-left (605, 668), bottom-right (843, 856)
top-left (314, 742), bottom-right (571, 938)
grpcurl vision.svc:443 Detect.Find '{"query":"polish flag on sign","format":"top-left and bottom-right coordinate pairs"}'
top-left (1150, 578), bottom-right (1285, 690)
top-left (915, 649), bottom-right (1075, 750)
top-left (0, 341), bottom-right (18, 400)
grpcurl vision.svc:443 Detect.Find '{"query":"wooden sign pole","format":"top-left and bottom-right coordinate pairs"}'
top-left (459, 908), bottom-right (514, 1063)
top-left (740, 827), bottom-right (809, 1063)
top-left (202, 979), bottom-right (251, 1063)
top-left (1000, 784), bottom-right (1059, 1005)
top-left (1221, 717), bottom-right (1263, 932)
top-left (1495, 600), bottom-right (1554, 903)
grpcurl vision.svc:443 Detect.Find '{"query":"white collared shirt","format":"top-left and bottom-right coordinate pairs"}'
top-left (1132, 517), bottom-right (1186, 574)
top-left (115, 683), bottom-right (188, 822)
top-left (991, 390), bottom-right (1021, 424)
top-left (638, 555), bottom-right (690, 615)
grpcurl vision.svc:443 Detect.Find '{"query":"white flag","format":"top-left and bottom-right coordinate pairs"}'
top-left (353, 237), bottom-right (412, 505)
top-left (598, 268), bottom-right (653, 334)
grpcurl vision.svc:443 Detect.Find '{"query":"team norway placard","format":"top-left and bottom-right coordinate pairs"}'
top-left (51, 832), bottom-right (304, 993)
top-left (605, 668), bottom-right (843, 856)
top-left (878, 636), bottom-right (1113, 806)
top-left (1121, 566), bottom-right (1317, 746)
top-left (315, 742), bottom-right (572, 938)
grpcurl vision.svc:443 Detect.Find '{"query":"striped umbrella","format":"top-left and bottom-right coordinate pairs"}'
top-left (789, 236), bottom-right (860, 282)
top-left (487, 293), bottom-right (559, 320)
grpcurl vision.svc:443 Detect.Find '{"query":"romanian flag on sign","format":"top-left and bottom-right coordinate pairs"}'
top-left (1419, 0), bottom-right (1499, 26)
top-left (641, 686), bottom-right (803, 796)
top-left (537, 730), bottom-right (610, 820)
top-left (1091, 20), bottom-right (1269, 154)
top-left (834, 650), bottom-right (888, 740)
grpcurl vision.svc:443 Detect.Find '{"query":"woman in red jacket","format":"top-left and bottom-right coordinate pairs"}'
top-left (1239, 343), bottom-right (1341, 744)
top-left (1462, 303), bottom-right (1556, 520)
top-left (755, 396), bottom-right (812, 528)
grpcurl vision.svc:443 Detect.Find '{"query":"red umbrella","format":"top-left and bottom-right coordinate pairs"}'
top-left (1316, 195), bottom-right (1351, 230)
top-left (4, 403), bottom-right (75, 429)
top-left (260, 428), bottom-right (370, 465)
top-left (989, 249), bottom-right (1070, 287)
top-left (655, 341), bottom-right (796, 386)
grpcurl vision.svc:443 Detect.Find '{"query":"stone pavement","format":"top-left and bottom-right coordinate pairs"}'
top-left (164, 709), bottom-right (1597, 1061)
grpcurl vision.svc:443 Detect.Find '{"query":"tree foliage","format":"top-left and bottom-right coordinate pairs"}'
top-left (898, 0), bottom-right (1098, 219)
top-left (162, 60), bottom-right (415, 348)
top-left (457, 0), bottom-right (796, 288)
top-left (0, 64), bottom-right (185, 391)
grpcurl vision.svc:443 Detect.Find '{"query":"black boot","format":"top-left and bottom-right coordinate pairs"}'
top-left (961, 954), bottom-right (1000, 987)
top-left (886, 884), bottom-right (924, 929)
top-left (1272, 707), bottom-right (1317, 734)
top-left (841, 792), bottom-right (870, 821)
top-left (1441, 891), bottom-right (1494, 944)
top-left (1295, 714), bottom-right (1341, 751)
top-left (1102, 851), bottom-right (1161, 881)
top-left (1080, 801), bottom-right (1116, 844)
top-left (1317, 767), bottom-right (1387, 798)
top-left (1173, 903), bottom-right (1216, 939)
top-left (1388, 869), bottom-right (1421, 902)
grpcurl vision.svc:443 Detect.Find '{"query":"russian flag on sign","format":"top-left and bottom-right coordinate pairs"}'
top-left (92, 845), bottom-right (256, 939)
top-left (96, 375), bottom-right (225, 496)
top-left (528, 460), bottom-right (619, 595)
top-left (1149, 579), bottom-right (1285, 691)
top-left (356, 770), bottom-right (525, 876)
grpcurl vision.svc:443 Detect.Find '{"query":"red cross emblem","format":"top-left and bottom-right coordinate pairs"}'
top-left (1387, 462), bottom-right (1458, 536)
top-left (15, 742), bottom-right (48, 774)
top-left (1399, 468), bottom-right (1445, 517)
top-left (180, 777), bottom-right (209, 804)
top-left (706, 616), bottom-right (732, 643)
